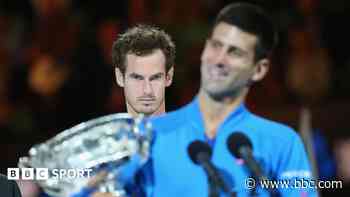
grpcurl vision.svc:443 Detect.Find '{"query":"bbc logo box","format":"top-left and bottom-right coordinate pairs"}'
top-left (7, 168), bottom-right (49, 180)
top-left (7, 168), bottom-right (19, 180)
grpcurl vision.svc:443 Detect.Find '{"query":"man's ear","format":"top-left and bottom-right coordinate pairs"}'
top-left (165, 66), bottom-right (174, 87)
top-left (115, 67), bottom-right (125, 87)
top-left (251, 59), bottom-right (269, 82)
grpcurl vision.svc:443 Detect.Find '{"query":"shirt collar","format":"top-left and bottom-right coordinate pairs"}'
top-left (186, 96), bottom-right (248, 134)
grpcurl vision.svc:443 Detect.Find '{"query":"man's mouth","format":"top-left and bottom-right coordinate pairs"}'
top-left (138, 98), bottom-right (155, 102)
top-left (208, 67), bottom-right (229, 80)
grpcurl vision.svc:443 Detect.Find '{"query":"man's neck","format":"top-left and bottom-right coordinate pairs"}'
top-left (198, 89), bottom-right (247, 139)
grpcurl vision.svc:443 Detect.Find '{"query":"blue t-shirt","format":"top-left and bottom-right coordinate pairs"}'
top-left (144, 97), bottom-right (316, 196)
top-left (72, 98), bottom-right (317, 197)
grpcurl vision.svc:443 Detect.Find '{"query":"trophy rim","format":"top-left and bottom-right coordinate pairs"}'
top-left (44, 113), bottom-right (132, 147)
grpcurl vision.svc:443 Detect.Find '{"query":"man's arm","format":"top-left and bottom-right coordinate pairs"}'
top-left (275, 134), bottom-right (318, 196)
top-left (0, 174), bottom-right (22, 197)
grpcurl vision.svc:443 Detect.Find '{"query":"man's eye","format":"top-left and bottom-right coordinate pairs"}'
top-left (210, 41), bottom-right (221, 48)
top-left (131, 75), bottom-right (143, 80)
top-left (151, 75), bottom-right (162, 81)
top-left (228, 48), bottom-right (243, 57)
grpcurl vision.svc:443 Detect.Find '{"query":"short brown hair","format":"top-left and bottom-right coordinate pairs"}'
top-left (214, 3), bottom-right (278, 62)
top-left (112, 25), bottom-right (175, 73)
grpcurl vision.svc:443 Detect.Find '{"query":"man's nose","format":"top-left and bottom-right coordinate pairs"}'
top-left (212, 48), bottom-right (227, 66)
top-left (143, 80), bottom-right (153, 95)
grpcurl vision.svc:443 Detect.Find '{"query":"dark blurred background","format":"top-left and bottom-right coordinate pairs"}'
top-left (0, 0), bottom-right (349, 196)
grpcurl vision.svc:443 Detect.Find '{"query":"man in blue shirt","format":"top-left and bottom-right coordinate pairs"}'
top-left (144, 2), bottom-right (316, 197)
top-left (75, 2), bottom-right (316, 197)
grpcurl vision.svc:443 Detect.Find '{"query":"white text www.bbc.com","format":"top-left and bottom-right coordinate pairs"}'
top-left (245, 178), bottom-right (343, 190)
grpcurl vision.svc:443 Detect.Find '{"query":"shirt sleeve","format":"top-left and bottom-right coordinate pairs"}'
top-left (275, 133), bottom-right (318, 196)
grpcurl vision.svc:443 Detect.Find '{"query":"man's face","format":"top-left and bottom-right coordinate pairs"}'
top-left (200, 22), bottom-right (266, 99)
top-left (116, 49), bottom-right (173, 116)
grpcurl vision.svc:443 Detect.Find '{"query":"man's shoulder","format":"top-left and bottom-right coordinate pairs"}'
top-left (245, 114), bottom-right (308, 168)
top-left (247, 113), bottom-right (300, 141)
top-left (0, 174), bottom-right (22, 197)
top-left (0, 173), bottom-right (10, 185)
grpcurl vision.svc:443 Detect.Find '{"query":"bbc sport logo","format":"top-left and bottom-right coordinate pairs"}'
top-left (7, 168), bottom-right (93, 180)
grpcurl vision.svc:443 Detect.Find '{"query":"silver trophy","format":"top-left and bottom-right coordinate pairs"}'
top-left (18, 113), bottom-right (153, 197)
